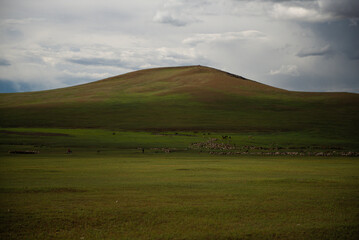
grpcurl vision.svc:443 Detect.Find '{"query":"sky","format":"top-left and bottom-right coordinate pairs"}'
top-left (0, 0), bottom-right (358, 93)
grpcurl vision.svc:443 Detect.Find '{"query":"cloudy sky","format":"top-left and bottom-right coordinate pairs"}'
top-left (0, 0), bottom-right (358, 93)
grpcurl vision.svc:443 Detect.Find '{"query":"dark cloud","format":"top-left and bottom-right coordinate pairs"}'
top-left (307, 20), bottom-right (359, 61)
top-left (0, 58), bottom-right (11, 66)
top-left (297, 45), bottom-right (333, 57)
top-left (319, 0), bottom-right (359, 19)
top-left (347, 50), bottom-right (359, 60)
top-left (267, 72), bottom-right (359, 93)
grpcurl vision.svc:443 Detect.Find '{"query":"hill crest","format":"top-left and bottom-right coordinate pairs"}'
top-left (76, 65), bottom-right (286, 97)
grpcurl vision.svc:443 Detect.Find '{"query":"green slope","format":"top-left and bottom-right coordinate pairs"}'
top-left (0, 65), bottom-right (358, 138)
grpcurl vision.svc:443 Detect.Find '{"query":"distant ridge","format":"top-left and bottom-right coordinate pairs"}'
top-left (0, 65), bottom-right (358, 139)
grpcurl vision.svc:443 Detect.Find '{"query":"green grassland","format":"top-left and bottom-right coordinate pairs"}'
top-left (1, 127), bottom-right (358, 152)
top-left (1, 66), bottom-right (359, 239)
top-left (1, 151), bottom-right (358, 239)
top-left (0, 128), bottom-right (358, 239)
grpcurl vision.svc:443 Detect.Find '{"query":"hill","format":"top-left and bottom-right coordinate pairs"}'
top-left (0, 65), bottom-right (358, 138)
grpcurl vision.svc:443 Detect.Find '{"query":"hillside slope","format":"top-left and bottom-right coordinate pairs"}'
top-left (0, 65), bottom-right (358, 138)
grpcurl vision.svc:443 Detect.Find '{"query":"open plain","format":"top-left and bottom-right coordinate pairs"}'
top-left (1, 149), bottom-right (358, 240)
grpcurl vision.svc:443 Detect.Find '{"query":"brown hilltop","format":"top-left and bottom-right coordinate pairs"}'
top-left (89, 65), bottom-right (286, 95)
top-left (69, 65), bottom-right (357, 102)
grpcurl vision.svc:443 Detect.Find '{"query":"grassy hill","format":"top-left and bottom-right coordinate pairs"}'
top-left (0, 65), bottom-right (358, 140)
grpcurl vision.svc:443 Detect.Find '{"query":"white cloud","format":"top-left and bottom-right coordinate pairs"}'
top-left (270, 65), bottom-right (299, 76)
top-left (297, 44), bottom-right (332, 57)
top-left (0, 18), bottom-right (44, 25)
top-left (153, 0), bottom-right (204, 26)
top-left (0, 34), bottom-right (208, 91)
top-left (153, 11), bottom-right (191, 26)
top-left (270, 3), bottom-right (333, 22)
top-left (183, 31), bottom-right (266, 45)
top-left (61, 70), bottom-right (112, 80)
top-left (67, 46), bottom-right (207, 69)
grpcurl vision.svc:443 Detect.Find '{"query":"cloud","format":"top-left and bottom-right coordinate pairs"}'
top-left (0, 0), bottom-right (358, 93)
top-left (270, 65), bottom-right (299, 76)
top-left (233, 0), bottom-right (315, 2)
top-left (347, 50), bottom-right (359, 60)
top-left (263, 0), bottom-right (359, 23)
top-left (270, 3), bottom-right (332, 22)
top-left (0, 58), bottom-right (11, 66)
top-left (233, 0), bottom-right (316, 4)
top-left (0, 18), bottom-right (44, 25)
top-left (66, 47), bottom-right (207, 70)
top-left (318, 0), bottom-right (359, 19)
top-left (153, 11), bottom-right (193, 27)
top-left (68, 58), bottom-right (124, 67)
top-left (153, 0), bottom-right (201, 26)
top-left (230, 0), bottom-right (359, 25)
top-left (307, 19), bottom-right (359, 61)
top-left (61, 70), bottom-right (112, 80)
top-left (183, 31), bottom-right (266, 45)
top-left (297, 44), bottom-right (332, 57)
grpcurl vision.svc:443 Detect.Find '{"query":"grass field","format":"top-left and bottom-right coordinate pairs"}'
top-left (1, 127), bottom-right (358, 152)
top-left (1, 151), bottom-right (358, 239)
top-left (1, 66), bottom-right (358, 239)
